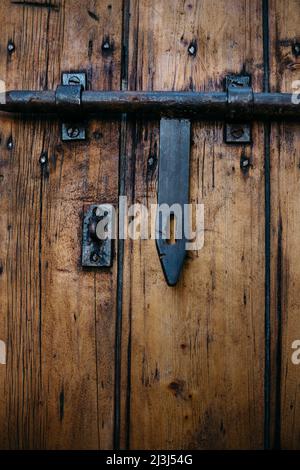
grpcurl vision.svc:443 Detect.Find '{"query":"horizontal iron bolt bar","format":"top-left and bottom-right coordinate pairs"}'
top-left (0, 89), bottom-right (299, 120)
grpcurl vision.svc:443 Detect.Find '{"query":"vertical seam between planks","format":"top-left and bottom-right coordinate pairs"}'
top-left (94, 275), bottom-right (100, 448)
top-left (262, 0), bottom-right (271, 450)
top-left (114, 0), bottom-right (130, 450)
top-left (274, 213), bottom-right (282, 448)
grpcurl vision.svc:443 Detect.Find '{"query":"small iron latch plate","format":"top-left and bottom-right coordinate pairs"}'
top-left (61, 72), bottom-right (87, 141)
top-left (82, 204), bottom-right (114, 268)
top-left (225, 75), bottom-right (252, 144)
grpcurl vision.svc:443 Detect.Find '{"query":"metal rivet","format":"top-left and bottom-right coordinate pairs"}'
top-left (7, 137), bottom-right (13, 150)
top-left (101, 37), bottom-right (114, 55)
top-left (188, 44), bottom-right (196, 56)
top-left (7, 41), bottom-right (15, 54)
top-left (230, 126), bottom-right (244, 139)
top-left (231, 81), bottom-right (244, 88)
top-left (39, 152), bottom-right (47, 165)
top-left (292, 43), bottom-right (300, 57)
top-left (91, 252), bottom-right (100, 263)
top-left (93, 131), bottom-right (103, 140)
top-left (68, 76), bottom-right (81, 85)
top-left (67, 127), bottom-right (80, 139)
top-left (240, 155), bottom-right (251, 172)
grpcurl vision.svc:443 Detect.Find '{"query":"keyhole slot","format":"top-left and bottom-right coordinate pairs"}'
top-left (166, 213), bottom-right (177, 245)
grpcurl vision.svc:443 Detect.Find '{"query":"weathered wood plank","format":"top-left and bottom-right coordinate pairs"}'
top-left (121, 0), bottom-right (266, 449)
top-left (0, 0), bottom-right (122, 449)
top-left (269, 0), bottom-right (300, 450)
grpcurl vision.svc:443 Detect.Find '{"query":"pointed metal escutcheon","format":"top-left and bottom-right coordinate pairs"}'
top-left (156, 118), bottom-right (191, 286)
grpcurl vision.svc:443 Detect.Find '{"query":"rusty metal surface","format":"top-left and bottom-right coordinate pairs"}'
top-left (82, 204), bottom-right (113, 268)
top-left (60, 72), bottom-right (87, 141)
top-left (156, 118), bottom-right (191, 286)
top-left (0, 89), bottom-right (299, 120)
top-left (225, 75), bottom-right (252, 143)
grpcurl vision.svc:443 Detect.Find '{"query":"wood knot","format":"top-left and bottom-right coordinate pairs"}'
top-left (168, 379), bottom-right (188, 399)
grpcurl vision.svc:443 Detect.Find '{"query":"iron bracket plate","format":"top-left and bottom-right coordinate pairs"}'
top-left (61, 72), bottom-right (87, 141)
top-left (225, 75), bottom-right (252, 144)
top-left (82, 204), bottom-right (114, 268)
top-left (156, 118), bottom-right (191, 286)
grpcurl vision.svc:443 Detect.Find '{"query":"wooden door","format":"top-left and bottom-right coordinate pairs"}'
top-left (0, 0), bottom-right (299, 450)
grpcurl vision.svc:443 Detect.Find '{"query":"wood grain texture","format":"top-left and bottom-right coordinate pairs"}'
top-left (0, 0), bottom-right (122, 449)
top-left (269, 0), bottom-right (300, 450)
top-left (1, 0), bottom-right (299, 451)
top-left (120, 0), bottom-right (266, 449)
